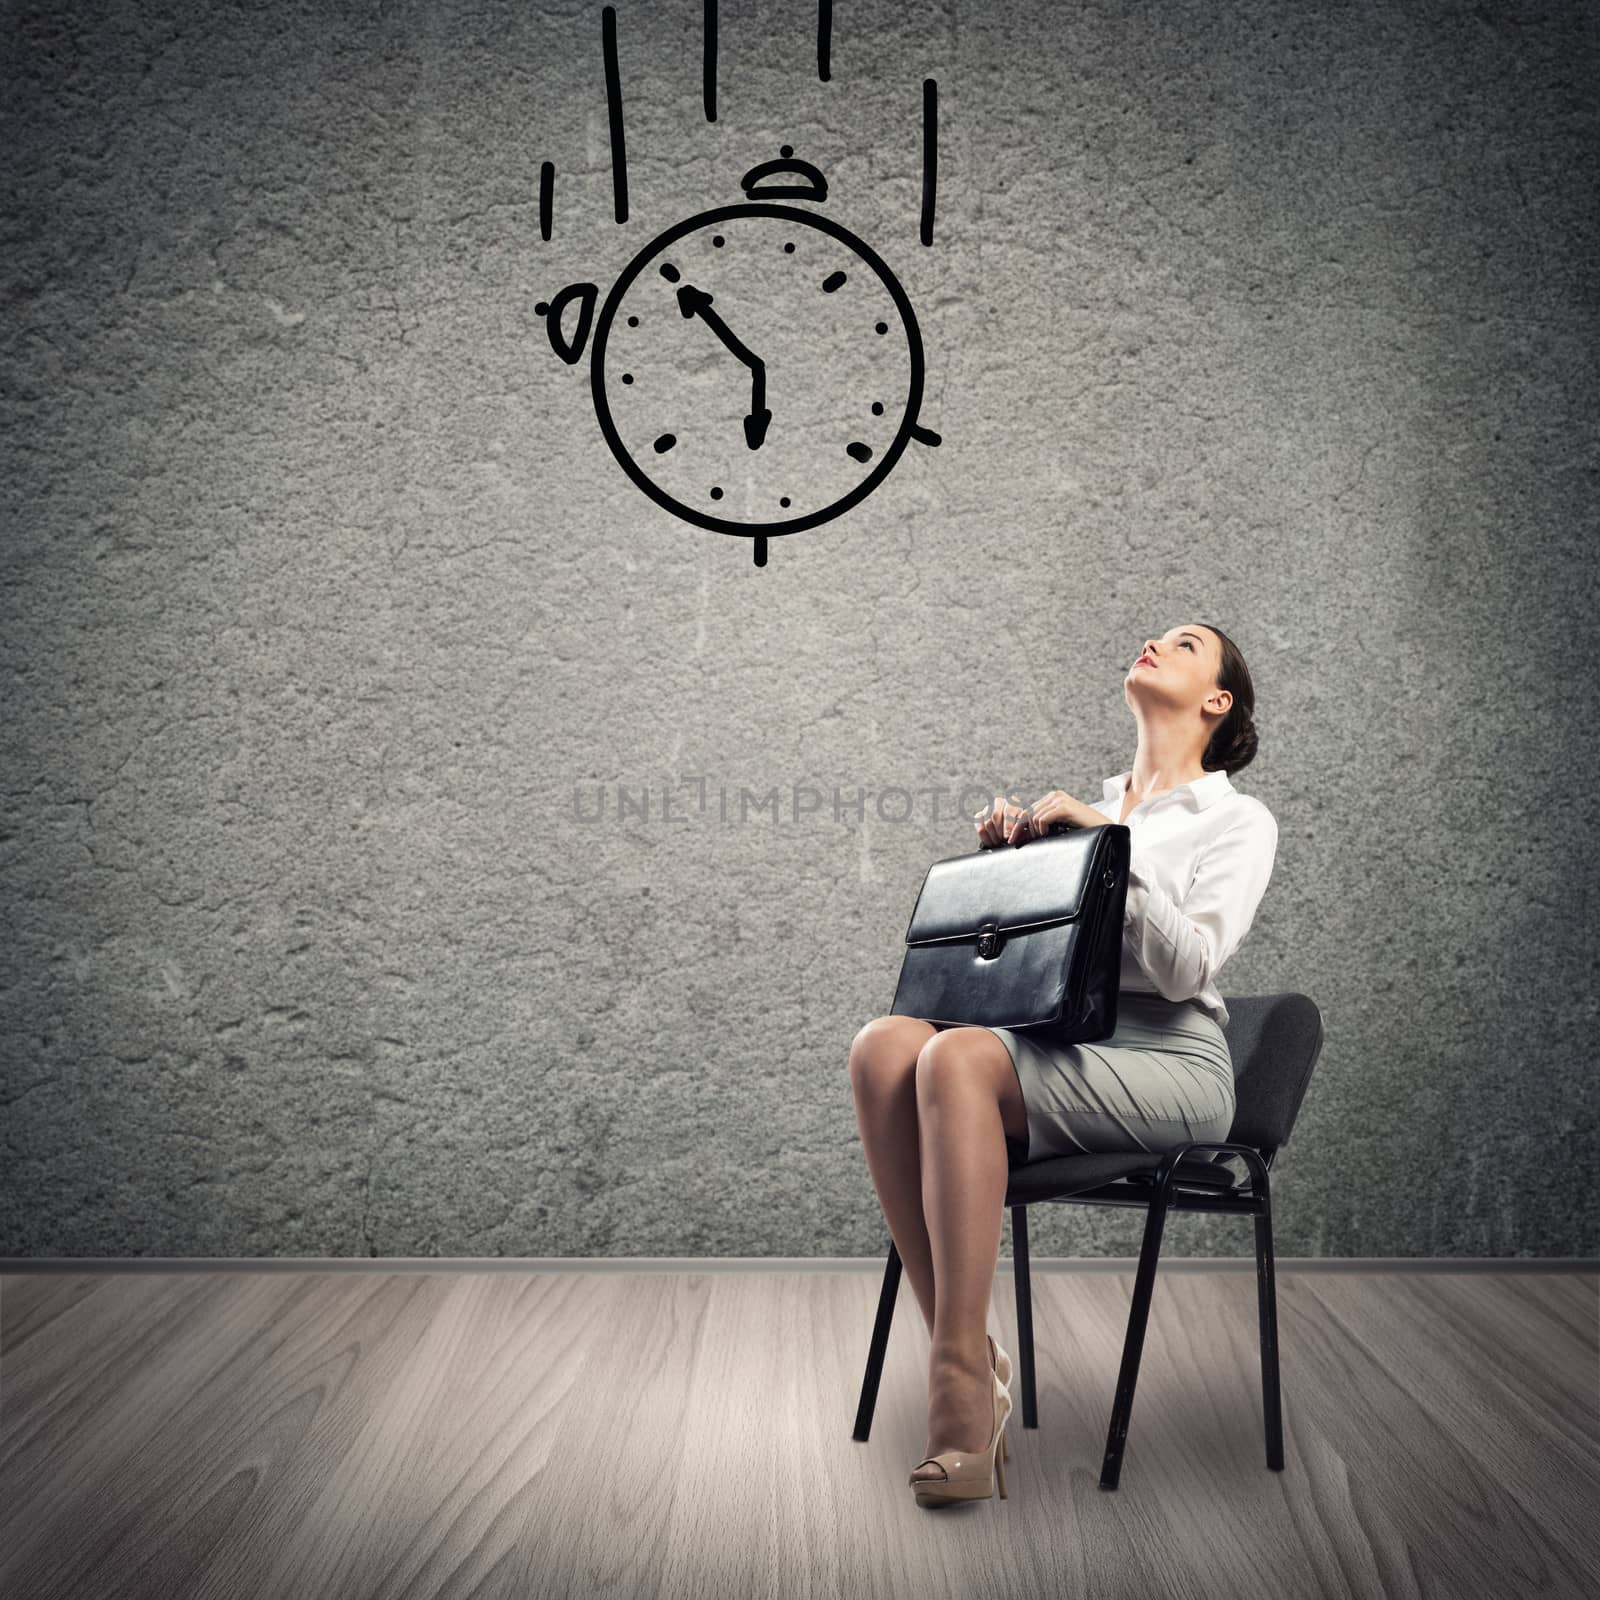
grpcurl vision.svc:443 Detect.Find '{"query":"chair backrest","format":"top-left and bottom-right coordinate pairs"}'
top-left (1220, 993), bottom-right (1324, 1152)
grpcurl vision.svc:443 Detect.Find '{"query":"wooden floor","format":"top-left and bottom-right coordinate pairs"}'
top-left (2, 1267), bottom-right (1596, 1599)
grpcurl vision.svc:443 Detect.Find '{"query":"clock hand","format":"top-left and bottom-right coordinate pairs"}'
top-left (677, 283), bottom-right (772, 450)
top-left (747, 366), bottom-right (770, 450)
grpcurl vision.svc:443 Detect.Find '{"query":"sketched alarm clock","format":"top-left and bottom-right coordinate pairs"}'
top-left (537, 148), bottom-right (942, 566)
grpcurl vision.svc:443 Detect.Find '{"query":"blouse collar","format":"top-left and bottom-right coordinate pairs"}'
top-left (1102, 767), bottom-right (1234, 813)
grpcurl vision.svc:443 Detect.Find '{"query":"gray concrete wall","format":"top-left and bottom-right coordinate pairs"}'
top-left (2, 0), bottom-right (1595, 1258)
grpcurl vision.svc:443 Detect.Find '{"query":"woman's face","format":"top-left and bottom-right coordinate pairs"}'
top-left (1125, 624), bottom-right (1229, 716)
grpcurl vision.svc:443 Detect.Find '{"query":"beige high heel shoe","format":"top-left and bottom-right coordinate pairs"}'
top-left (987, 1333), bottom-right (1013, 1462)
top-left (908, 1367), bottom-right (1013, 1507)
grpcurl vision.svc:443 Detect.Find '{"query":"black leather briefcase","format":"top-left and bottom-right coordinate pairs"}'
top-left (888, 824), bottom-right (1131, 1040)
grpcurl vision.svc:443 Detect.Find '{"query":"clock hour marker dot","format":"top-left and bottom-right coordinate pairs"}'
top-left (783, 241), bottom-right (795, 253)
top-left (627, 315), bottom-right (639, 326)
top-left (712, 235), bottom-right (725, 247)
top-left (874, 321), bottom-right (888, 334)
top-left (779, 496), bottom-right (791, 508)
top-left (846, 441), bottom-right (872, 463)
top-left (709, 486), bottom-right (724, 500)
top-left (653, 433), bottom-right (676, 454)
top-left (534, 301), bottom-right (549, 316)
top-left (780, 144), bottom-right (793, 156)
top-left (621, 373), bottom-right (633, 384)
top-left (659, 262), bottom-right (681, 282)
top-left (871, 401), bottom-right (884, 415)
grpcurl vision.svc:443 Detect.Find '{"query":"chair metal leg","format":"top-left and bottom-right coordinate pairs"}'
top-left (851, 1240), bottom-right (902, 1441)
top-left (1095, 1139), bottom-right (1282, 1488)
top-left (1009, 1203), bottom-right (1038, 1428)
top-left (1253, 1178), bottom-right (1284, 1470)
top-left (863, 1142), bottom-right (1286, 1480)
top-left (1099, 1185), bottom-right (1171, 1489)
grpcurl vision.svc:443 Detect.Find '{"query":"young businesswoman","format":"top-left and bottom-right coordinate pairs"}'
top-left (848, 622), bottom-right (1278, 1506)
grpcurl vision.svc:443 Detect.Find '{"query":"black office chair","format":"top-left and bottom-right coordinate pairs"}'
top-left (851, 991), bottom-right (1325, 1489)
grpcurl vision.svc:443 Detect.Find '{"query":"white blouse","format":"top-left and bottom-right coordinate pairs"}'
top-left (1090, 768), bottom-right (1279, 1031)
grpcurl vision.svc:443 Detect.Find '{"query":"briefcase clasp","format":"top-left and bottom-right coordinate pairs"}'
top-left (976, 921), bottom-right (1003, 960)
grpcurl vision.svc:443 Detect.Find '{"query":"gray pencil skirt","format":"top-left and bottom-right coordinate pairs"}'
top-left (967, 991), bottom-right (1236, 1165)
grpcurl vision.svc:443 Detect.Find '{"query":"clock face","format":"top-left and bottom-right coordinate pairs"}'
top-left (589, 202), bottom-right (925, 537)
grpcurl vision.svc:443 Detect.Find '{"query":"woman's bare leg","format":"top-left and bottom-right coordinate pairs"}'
top-left (849, 1015), bottom-right (940, 1336)
top-left (911, 1026), bottom-right (1029, 1479)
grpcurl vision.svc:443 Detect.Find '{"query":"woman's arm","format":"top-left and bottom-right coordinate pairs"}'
top-left (1122, 811), bottom-right (1279, 1003)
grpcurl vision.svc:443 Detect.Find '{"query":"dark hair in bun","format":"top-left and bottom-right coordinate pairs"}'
top-left (1198, 623), bottom-right (1259, 776)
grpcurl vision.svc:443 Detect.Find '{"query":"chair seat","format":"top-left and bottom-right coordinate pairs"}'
top-left (1005, 1149), bottom-right (1241, 1203)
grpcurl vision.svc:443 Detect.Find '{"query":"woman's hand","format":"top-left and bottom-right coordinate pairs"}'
top-left (976, 790), bottom-right (1105, 849)
top-left (974, 793), bottom-right (1031, 849)
top-left (1025, 790), bottom-right (1105, 838)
